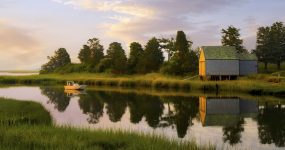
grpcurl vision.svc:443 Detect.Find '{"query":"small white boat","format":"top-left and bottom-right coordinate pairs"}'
top-left (64, 81), bottom-right (87, 90)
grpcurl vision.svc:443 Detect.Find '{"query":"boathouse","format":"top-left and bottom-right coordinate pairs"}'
top-left (199, 46), bottom-right (257, 80)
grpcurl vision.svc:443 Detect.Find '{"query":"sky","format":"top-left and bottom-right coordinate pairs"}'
top-left (0, 0), bottom-right (285, 70)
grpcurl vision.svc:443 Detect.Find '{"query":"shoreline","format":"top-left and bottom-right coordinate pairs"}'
top-left (0, 73), bottom-right (284, 97)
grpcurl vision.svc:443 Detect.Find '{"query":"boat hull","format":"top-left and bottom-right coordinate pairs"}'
top-left (64, 85), bottom-right (86, 90)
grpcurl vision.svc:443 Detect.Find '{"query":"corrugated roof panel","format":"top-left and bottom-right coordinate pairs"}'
top-left (202, 46), bottom-right (239, 60)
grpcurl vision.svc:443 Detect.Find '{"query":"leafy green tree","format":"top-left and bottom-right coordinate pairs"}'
top-left (139, 37), bottom-right (164, 73)
top-left (78, 45), bottom-right (91, 64)
top-left (40, 48), bottom-right (71, 74)
top-left (254, 22), bottom-right (285, 70)
top-left (96, 58), bottom-right (112, 73)
top-left (221, 26), bottom-right (247, 54)
top-left (78, 38), bottom-right (104, 72)
top-left (87, 38), bottom-right (104, 66)
top-left (106, 42), bottom-right (127, 74)
top-left (254, 26), bottom-right (272, 71)
top-left (161, 31), bottom-right (198, 75)
top-left (270, 22), bottom-right (285, 70)
top-left (128, 42), bottom-right (144, 74)
top-left (159, 38), bottom-right (176, 61)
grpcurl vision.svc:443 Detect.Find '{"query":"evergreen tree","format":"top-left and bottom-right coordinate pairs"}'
top-left (161, 31), bottom-right (198, 75)
top-left (128, 42), bottom-right (144, 74)
top-left (221, 26), bottom-right (247, 54)
top-left (139, 37), bottom-right (164, 73)
top-left (106, 42), bottom-right (127, 73)
top-left (40, 48), bottom-right (71, 74)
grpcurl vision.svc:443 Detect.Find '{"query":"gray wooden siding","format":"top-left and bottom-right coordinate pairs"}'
top-left (206, 60), bottom-right (239, 76)
top-left (239, 99), bottom-right (258, 113)
top-left (239, 61), bottom-right (257, 76)
top-left (206, 99), bottom-right (240, 114)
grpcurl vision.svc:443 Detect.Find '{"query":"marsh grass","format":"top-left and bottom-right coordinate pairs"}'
top-left (0, 97), bottom-right (215, 150)
top-left (0, 73), bottom-right (284, 97)
top-left (0, 98), bottom-right (51, 126)
top-left (0, 125), bottom-right (216, 150)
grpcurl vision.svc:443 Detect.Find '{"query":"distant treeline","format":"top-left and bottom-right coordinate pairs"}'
top-left (40, 22), bottom-right (285, 75)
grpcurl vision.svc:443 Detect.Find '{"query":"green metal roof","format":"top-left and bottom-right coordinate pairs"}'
top-left (202, 46), bottom-right (239, 60)
top-left (202, 46), bottom-right (257, 60)
top-left (239, 53), bottom-right (257, 61)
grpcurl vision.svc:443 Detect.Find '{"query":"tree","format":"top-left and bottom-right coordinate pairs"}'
top-left (87, 38), bottom-right (104, 66)
top-left (161, 31), bottom-right (198, 75)
top-left (128, 42), bottom-right (144, 74)
top-left (254, 22), bottom-right (285, 70)
top-left (221, 26), bottom-right (247, 54)
top-left (139, 37), bottom-right (164, 73)
top-left (158, 38), bottom-right (176, 61)
top-left (254, 26), bottom-right (272, 71)
top-left (78, 45), bottom-right (92, 64)
top-left (40, 48), bottom-right (71, 74)
top-left (106, 42), bottom-right (127, 73)
top-left (270, 22), bottom-right (285, 70)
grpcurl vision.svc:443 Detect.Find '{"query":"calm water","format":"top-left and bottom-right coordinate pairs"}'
top-left (0, 86), bottom-right (284, 150)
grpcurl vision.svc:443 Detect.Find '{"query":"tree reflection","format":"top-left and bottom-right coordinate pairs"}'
top-left (102, 92), bottom-right (127, 122)
top-left (40, 86), bottom-right (70, 112)
top-left (160, 96), bottom-right (199, 138)
top-left (258, 104), bottom-right (285, 147)
top-left (142, 96), bottom-right (164, 128)
top-left (223, 117), bottom-right (245, 145)
top-left (127, 94), bottom-right (164, 128)
top-left (127, 93), bottom-right (144, 123)
top-left (78, 92), bottom-right (104, 124)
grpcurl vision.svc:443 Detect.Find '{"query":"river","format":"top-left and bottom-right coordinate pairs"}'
top-left (0, 86), bottom-right (284, 150)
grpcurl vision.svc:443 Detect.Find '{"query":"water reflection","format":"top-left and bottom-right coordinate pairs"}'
top-left (40, 87), bottom-right (70, 112)
top-left (258, 103), bottom-right (285, 147)
top-left (199, 97), bottom-right (258, 145)
top-left (78, 92), bottom-right (104, 124)
top-left (161, 96), bottom-right (199, 138)
top-left (0, 86), bottom-right (284, 149)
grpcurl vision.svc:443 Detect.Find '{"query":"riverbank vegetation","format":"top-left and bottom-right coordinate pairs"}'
top-left (0, 98), bottom-right (214, 150)
top-left (0, 72), bottom-right (284, 97)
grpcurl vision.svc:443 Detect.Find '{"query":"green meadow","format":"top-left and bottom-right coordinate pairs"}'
top-left (0, 98), bottom-right (214, 150)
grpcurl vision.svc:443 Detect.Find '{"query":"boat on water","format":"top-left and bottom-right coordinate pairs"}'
top-left (64, 81), bottom-right (87, 90)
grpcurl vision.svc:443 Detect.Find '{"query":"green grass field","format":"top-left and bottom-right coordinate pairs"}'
top-left (258, 62), bottom-right (285, 73)
top-left (0, 98), bottom-right (214, 150)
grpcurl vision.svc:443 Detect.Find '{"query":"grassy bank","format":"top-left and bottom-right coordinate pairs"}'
top-left (0, 73), bottom-right (285, 97)
top-left (0, 98), bottom-right (214, 150)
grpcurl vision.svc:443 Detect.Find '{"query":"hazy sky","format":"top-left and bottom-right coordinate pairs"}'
top-left (0, 0), bottom-right (285, 70)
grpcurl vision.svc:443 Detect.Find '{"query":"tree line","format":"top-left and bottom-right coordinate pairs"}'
top-left (40, 21), bottom-right (285, 75)
top-left (40, 31), bottom-right (198, 75)
top-left (254, 22), bottom-right (285, 70)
